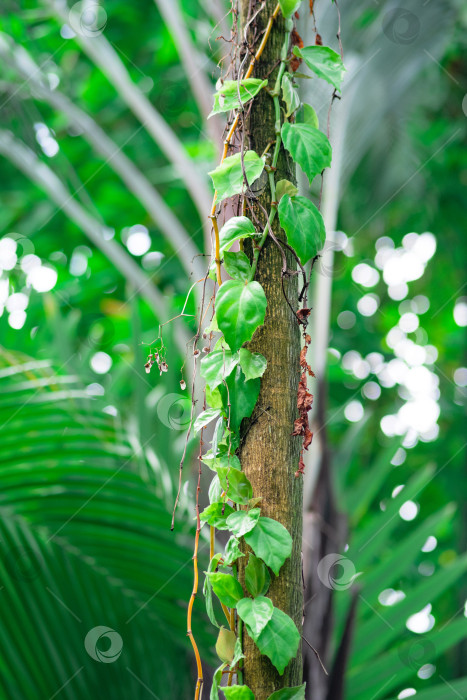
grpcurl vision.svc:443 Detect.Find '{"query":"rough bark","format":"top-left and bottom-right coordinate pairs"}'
top-left (238, 3), bottom-right (303, 697)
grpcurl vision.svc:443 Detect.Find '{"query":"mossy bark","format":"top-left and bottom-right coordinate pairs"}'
top-left (238, 2), bottom-right (303, 697)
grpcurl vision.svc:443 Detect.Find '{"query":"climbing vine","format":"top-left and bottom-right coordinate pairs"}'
top-left (148, 1), bottom-right (345, 698)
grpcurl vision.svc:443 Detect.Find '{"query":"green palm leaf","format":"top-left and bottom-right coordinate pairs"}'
top-left (0, 349), bottom-right (212, 698)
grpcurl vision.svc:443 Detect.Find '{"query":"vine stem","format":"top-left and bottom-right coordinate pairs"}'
top-left (210, 3), bottom-right (281, 286)
top-left (210, 524), bottom-right (215, 559)
top-left (188, 529), bottom-right (203, 699)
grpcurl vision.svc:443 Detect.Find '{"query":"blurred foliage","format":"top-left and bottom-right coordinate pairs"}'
top-left (0, 0), bottom-right (465, 698)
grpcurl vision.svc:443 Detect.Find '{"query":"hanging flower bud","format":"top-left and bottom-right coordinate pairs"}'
top-left (160, 362), bottom-right (168, 372)
top-left (193, 349), bottom-right (200, 357)
top-left (202, 346), bottom-right (210, 353)
top-left (144, 362), bottom-right (151, 374)
top-left (180, 379), bottom-right (186, 391)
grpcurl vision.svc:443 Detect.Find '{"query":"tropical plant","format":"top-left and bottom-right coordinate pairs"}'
top-left (0, 1), bottom-right (465, 699)
top-left (0, 348), bottom-right (212, 698)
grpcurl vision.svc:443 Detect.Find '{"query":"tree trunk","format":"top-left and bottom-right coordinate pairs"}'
top-left (238, 3), bottom-right (303, 697)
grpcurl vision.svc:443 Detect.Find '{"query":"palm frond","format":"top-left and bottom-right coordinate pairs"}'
top-left (0, 348), bottom-right (212, 698)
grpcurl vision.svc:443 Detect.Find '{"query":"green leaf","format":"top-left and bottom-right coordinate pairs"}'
top-left (219, 216), bottom-right (257, 253)
top-left (239, 348), bottom-right (267, 381)
top-left (255, 607), bottom-right (300, 675)
top-left (231, 634), bottom-right (245, 668)
top-left (352, 554), bottom-right (467, 666)
top-left (216, 626), bottom-right (237, 663)
top-left (275, 179), bottom-right (298, 201)
top-left (213, 415), bottom-right (227, 457)
top-left (403, 678), bottom-right (467, 700)
top-left (237, 596), bottom-right (274, 641)
top-left (209, 475), bottom-right (223, 503)
top-left (281, 74), bottom-right (300, 117)
top-left (267, 684), bottom-right (306, 699)
top-left (203, 453), bottom-right (242, 472)
top-left (278, 0), bottom-right (301, 18)
top-left (200, 502), bottom-right (236, 530)
top-left (209, 151), bottom-right (266, 202)
top-left (219, 366), bottom-right (261, 433)
top-left (302, 103), bottom-right (319, 129)
top-left (245, 554), bottom-right (271, 596)
top-left (0, 352), bottom-right (215, 696)
top-left (281, 122), bottom-right (332, 185)
top-left (360, 504), bottom-right (456, 605)
top-left (223, 536), bottom-right (244, 566)
top-left (223, 686), bottom-right (255, 699)
top-left (352, 464), bottom-right (437, 567)
top-left (278, 194), bottom-right (326, 264)
top-left (224, 251), bottom-right (252, 282)
top-left (244, 517), bottom-right (292, 575)
top-left (216, 280), bottom-right (267, 352)
top-left (204, 554), bottom-right (223, 628)
top-left (194, 408), bottom-right (222, 433)
top-left (209, 78), bottom-right (268, 117)
top-left (201, 349), bottom-right (239, 389)
top-left (218, 429), bottom-right (240, 453)
top-left (206, 384), bottom-right (224, 409)
top-left (226, 508), bottom-right (261, 537)
top-left (205, 314), bottom-right (219, 334)
top-left (207, 572), bottom-right (244, 607)
top-left (211, 663), bottom-right (228, 700)
top-left (348, 617), bottom-right (467, 700)
top-left (293, 45), bottom-right (345, 91)
top-left (217, 467), bottom-right (253, 505)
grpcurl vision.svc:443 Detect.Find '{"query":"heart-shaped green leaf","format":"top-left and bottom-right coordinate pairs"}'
top-left (200, 502), bottom-right (236, 530)
top-left (302, 103), bottom-right (319, 129)
top-left (223, 536), bottom-right (244, 566)
top-left (201, 349), bottom-right (239, 389)
top-left (223, 252), bottom-right (252, 282)
top-left (255, 607), bottom-right (300, 675)
top-left (244, 517), bottom-right (292, 575)
top-left (281, 122), bottom-right (332, 185)
top-left (207, 572), bottom-right (244, 607)
top-left (293, 45), bottom-right (346, 91)
top-left (278, 194), bottom-right (326, 264)
top-left (209, 151), bottom-right (265, 202)
top-left (219, 366), bottom-right (260, 433)
top-left (239, 348), bottom-right (267, 381)
top-left (219, 216), bottom-right (257, 253)
top-left (226, 508), bottom-right (261, 537)
top-left (245, 554), bottom-right (271, 597)
top-left (217, 467), bottom-right (253, 505)
top-left (281, 74), bottom-right (300, 117)
top-left (209, 78), bottom-right (268, 117)
top-left (202, 453), bottom-right (241, 472)
top-left (275, 179), bottom-right (298, 202)
top-left (237, 596), bottom-right (274, 641)
top-left (216, 280), bottom-right (267, 352)
top-left (194, 408), bottom-right (222, 433)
